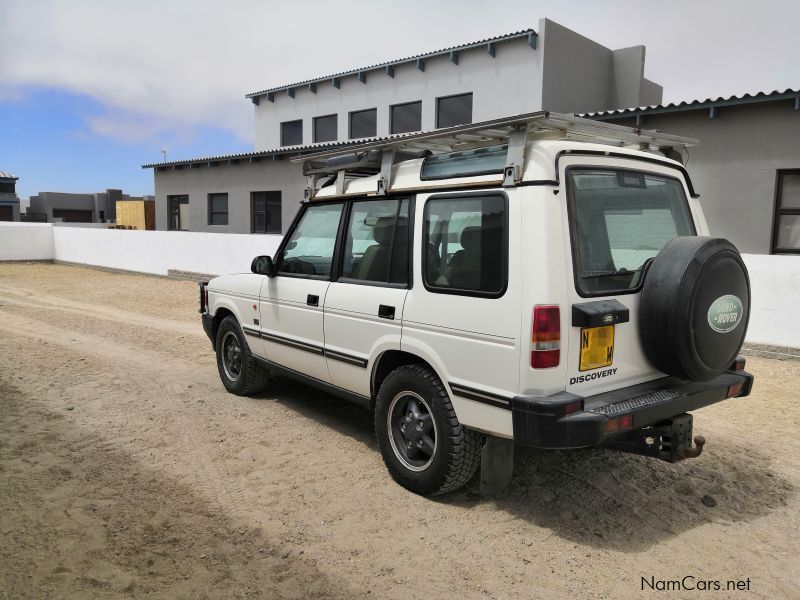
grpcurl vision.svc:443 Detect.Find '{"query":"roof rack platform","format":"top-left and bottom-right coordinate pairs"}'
top-left (292, 111), bottom-right (698, 200)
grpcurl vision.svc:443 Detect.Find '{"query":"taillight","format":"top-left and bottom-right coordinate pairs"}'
top-left (731, 356), bottom-right (746, 371)
top-left (531, 305), bottom-right (560, 368)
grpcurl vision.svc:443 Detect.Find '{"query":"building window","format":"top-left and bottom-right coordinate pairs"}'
top-left (390, 101), bottom-right (422, 135)
top-left (252, 191), bottom-right (282, 234)
top-left (349, 108), bottom-right (377, 139)
top-left (313, 114), bottom-right (338, 143)
top-left (168, 195), bottom-right (189, 231)
top-left (436, 93), bottom-right (473, 128)
top-left (773, 170), bottom-right (800, 254)
top-left (281, 120), bottom-right (303, 146)
top-left (208, 193), bottom-right (228, 226)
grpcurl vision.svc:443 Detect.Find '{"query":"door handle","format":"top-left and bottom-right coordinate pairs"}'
top-left (378, 304), bottom-right (395, 320)
top-left (307, 294), bottom-right (319, 307)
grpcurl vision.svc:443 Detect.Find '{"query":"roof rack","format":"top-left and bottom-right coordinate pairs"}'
top-left (292, 111), bottom-right (698, 200)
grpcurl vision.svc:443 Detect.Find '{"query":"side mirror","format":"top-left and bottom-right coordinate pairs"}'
top-left (251, 255), bottom-right (276, 277)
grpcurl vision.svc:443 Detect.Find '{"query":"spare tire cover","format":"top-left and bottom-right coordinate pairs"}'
top-left (639, 237), bottom-right (750, 381)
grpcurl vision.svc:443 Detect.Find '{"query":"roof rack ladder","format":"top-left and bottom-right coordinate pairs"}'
top-left (503, 127), bottom-right (528, 187)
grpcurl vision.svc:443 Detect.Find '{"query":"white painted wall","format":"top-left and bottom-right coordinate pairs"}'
top-left (0, 222), bottom-right (55, 260)
top-left (51, 227), bottom-right (282, 276)
top-left (0, 223), bottom-right (797, 348)
top-left (742, 254), bottom-right (800, 348)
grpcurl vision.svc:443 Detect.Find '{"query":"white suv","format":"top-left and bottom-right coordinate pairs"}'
top-left (200, 113), bottom-right (753, 496)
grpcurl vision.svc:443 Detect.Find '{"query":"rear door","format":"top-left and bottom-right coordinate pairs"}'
top-left (260, 202), bottom-right (344, 383)
top-left (323, 197), bottom-right (411, 396)
top-left (561, 158), bottom-right (702, 396)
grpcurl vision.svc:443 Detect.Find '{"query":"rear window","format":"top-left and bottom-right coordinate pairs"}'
top-left (567, 168), bottom-right (695, 297)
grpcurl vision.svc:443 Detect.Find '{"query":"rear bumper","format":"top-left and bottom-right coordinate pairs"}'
top-left (512, 369), bottom-right (753, 449)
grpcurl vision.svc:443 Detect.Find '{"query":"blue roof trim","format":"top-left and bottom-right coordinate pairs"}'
top-left (245, 29), bottom-right (537, 99)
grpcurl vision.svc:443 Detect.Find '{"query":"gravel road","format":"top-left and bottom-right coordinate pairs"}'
top-left (1, 262), bottom-right (798, 599)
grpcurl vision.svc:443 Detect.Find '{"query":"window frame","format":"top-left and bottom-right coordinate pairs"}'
top-left (313, 114), bottom-right (338, 143)
top-left (280, 119), bottom-right (303, 147)
top-left (565, 165), bottom-right (697, 298)
top-left (251, 191), bottom-right (282, 234)
top-left (348, 108), bottom-right (377, 140)
top-left (207, 192), bottom-right (229, 226)
top-left (421, 191), bottom-right (509, 299)
top-left (771, 169), bottom-right (800, 255)
top-left (335, 196), bottom-right (415, 289)
top-left (274, 200), bottom-right (347, 281)
top-left (435, 92), bottom-right (473, 129)
top-left (167, 194), bottom-right (189, 231)
top-left (273, 196), bottom-right (415, 287)
top-left (390, 100), bottom-right (422, 135)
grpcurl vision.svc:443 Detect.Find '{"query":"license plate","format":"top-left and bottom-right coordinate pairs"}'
top-left (579, 325), bottom-right (615, 371)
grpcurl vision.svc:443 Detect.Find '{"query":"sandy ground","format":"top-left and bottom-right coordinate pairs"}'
top-left (0, 262), bottom-right (798, 600)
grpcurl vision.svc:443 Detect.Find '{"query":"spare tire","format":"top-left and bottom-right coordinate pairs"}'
top-left (639, 237), bottom-right (750, 381)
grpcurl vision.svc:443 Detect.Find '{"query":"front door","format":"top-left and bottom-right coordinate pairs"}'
top-left (323, 198), bottom-right (412, 396)
top-left (260, 202), bottom-right (345, 383)
top-left (0, 205), bottom-right (12, 221)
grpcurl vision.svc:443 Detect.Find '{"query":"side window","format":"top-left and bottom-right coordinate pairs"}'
top-left (278, 203), bottom-right (344, 278)
top-left (423, 194), bottom-right (506, 296)
top-left (341, 198), bottom-right (410, 285)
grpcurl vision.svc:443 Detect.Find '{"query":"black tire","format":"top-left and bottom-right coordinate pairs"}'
top-left (374, 364), bottom-right (483, 496)
top-left (639, 237), bottom-right (750, 381)
top-left (215, 316), bottom-right (270, 396)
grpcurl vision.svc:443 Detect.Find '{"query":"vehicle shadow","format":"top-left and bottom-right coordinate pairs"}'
top-left (257, 375), bottom-right (377, 449)
top-left (260, 377), bottom-right (794, 554)
top-left (444, 441), bottom-right (794, 552)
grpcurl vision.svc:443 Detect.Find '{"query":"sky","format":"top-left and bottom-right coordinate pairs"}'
top-left (1, 0), bottom-right (798, 201)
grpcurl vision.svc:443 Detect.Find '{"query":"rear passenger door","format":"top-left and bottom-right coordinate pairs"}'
top-left (401, 191), bottom-right (521, 429)
top-left (323, 198), bottom-right (412, 397)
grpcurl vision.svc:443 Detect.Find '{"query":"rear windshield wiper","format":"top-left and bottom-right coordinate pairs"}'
top-left (581, 268), bottom-right (638, 280)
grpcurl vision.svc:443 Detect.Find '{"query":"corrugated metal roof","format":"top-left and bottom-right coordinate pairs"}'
top-left (245, 28), bottom-right (537, 99)
top-left (0, 171), bottom-right (18, 180)
top-left (583, 88), bottom-right (800, 119)
top-left (141, 134), bottom-right (420, 169)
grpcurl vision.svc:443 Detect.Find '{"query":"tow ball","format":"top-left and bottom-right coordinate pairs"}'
top-left (678, 435), bottom-right (705, 460)
top-left (606, 413), bottom-right (706, 462)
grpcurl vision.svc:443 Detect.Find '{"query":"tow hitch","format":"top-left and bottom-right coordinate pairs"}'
top-left (605, 413), bottom-right (706, 462)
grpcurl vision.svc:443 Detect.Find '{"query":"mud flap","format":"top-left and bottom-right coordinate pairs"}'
top-left (480, 436), bottom-right (514, 495)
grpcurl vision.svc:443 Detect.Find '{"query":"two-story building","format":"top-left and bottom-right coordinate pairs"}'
top-left (144, 18), bottom-right (663, 235)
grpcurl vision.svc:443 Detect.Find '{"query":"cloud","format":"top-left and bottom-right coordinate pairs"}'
top-left (1, 0), bottom-right (798, 149)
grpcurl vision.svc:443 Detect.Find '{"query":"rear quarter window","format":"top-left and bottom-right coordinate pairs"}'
top-left (422, 193), bottom-right (507, 297)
